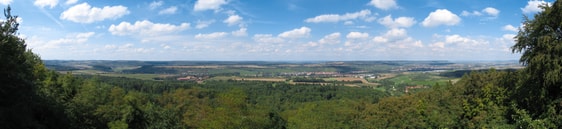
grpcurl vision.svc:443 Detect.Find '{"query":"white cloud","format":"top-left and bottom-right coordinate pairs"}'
top-left (223, 15), bottom-right (243, 26)
top-left (162, 44), bottom-right (171, 49)
top-left (253, 34), bottom-right (284, 43)
top-left (445, 35), bottom-right (469, 43)
top-left (421, 9), bottom-right (461, 27)
top-left (108, 20), bottom-right (190, 36)
top-left (319, 32), bottom-right (341, 45)
top-left (502, 34), bottom-right (516, 41)
top-left (194, 0), bottom-right (227, 11)
top-left (372, 36), bottom-right (387, 43)
top-left (429, 35), bottom-right (468, 50)
top-left (442, 34), bottom-right (487, 48)
top-left (305, 32), bottom-right (342, 47)
top-left (378, 15), bottom-right (416, 28)
top-left (482, 7), bottom-right (500, 17)
top-left (231, 27), bottom-right (247, 37)
top-left (344, 21), bottom-right (354, 25)
top-left (15, 17), bottom-right (22, 23)
top-left (430, 42), bottom-right (445, 49)
top-left (0, 0), bottom-right (11, 5)
top-left (34, 0), bottom-right (58, 8)
top-left (28, 32), bottom-right (95, 50)
top-left (503, 24), bottom-right (518, 32)
top-left (65, 0), bottom-right (77, 5)
top-left (278, 26), bottom-right (311, 38)
top-left (303, 41), bottom-right (320, 47)
top-left (461, 11), bottom-right (482, 16)
top-left (346, 32), bottom-right (369, 39)
top-left (61, 3), bottom-right (130, 23)
top-left (159, 6), bottom-right (177, 15)
top-left (368, 0), bottom-right (398, 10)
top-left (522, 0), bottom-right (551, 14)
top-left (149, 1), bottom-right (163, 10)
top-left (195, 32), bottom-right (228, 39)
top-left (105, 43), bottom-right (153, 53)
top-left (461, 7), bottom-right (500, 17)
top-left (372, 28), bottom-right (407, 43)
top-left (304, 9), bottom-right (371, 23)
top-left (385, 28), bottom-right (407, 39)
top-left (196, 20), bottom-right (215, 29)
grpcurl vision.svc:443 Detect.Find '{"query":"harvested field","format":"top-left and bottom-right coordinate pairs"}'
top-left (210, 76), bottom-right (285, 82)
top-left (157, 65), bottom-right (222, 69)
top-left (234, 78), bottom-right (285, 82)
top-left (375, 73), bottom-right (397, 80)
top-left (328, 77), bottom-right (369, 83)
top-left (157, 65), bottom-right (270, 69)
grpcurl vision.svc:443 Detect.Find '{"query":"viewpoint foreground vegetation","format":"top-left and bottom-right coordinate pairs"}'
top-left (2, 1), bottom-right (562, 128)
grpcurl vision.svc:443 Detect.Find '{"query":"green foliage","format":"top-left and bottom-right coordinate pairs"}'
top-left (361, 81), bottom-right (463, 128)
top-left (0, 6), bottom-right (71, 129)
top-left (512, 0), bottom-right (562, 126)
top-left (456, 70), bottom-right (514, 128)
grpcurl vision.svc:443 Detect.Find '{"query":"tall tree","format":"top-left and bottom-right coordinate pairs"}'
top-left (512, 0), bottom-right (562, 121)
top-left (0, 6), bottom-right (59, 128)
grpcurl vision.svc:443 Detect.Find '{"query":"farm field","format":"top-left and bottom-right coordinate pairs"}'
top-left (44, 60), bottom-right (521, 94)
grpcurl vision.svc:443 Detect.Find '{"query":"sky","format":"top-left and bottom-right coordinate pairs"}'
top-left (0, 0), bottom-right (554, 61)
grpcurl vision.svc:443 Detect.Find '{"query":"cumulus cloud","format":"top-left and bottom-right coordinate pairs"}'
top-left (368, 0), bottom-right (398, 10)
top-left (159, 6), bottom-right (177, 15)
top-left (462, 7), bottom-right (500, 17)
top-left (195, 32), bottom-right (228, 39)
top-left (149, 1), bottom-right (163, 10)
top-left (278, 27), bottom-right (311, 38)
top-left (231, 27), bottom-right (247, 37)
top-left (319, 32), bottom-right (341, 44)
top-left (430, 42), bottom-right (445, 49)
top-left (194, 0), bottom-right (227, 11)
top-left (421, 9), bottom-right (461, 27)
top-left (428, 34), bottom-right (494, 53)
top-left (28, 32), bottom-right (95, 50)
top-left (305, 9), bottom-right (372, 23)
top-left (196, 20), bottom-right (215, 29)
top-left (253, 34), bottom-right (284, 43)
top-left (65, 0), bottom-right (77, 5)
top-left (503, 24), bottom-right (518, 32)
top-left (482, 7), bottom-right (500, 17)
top-left (502, 34), bottom-right (516, 41)
top-left (34, 0), bottom-right (58, 8)
top-left (372, 28), bottom-right (407, 43)
top-left (61, 3), bottom-right (130, 23)
top-left (0, 0), bottom-right (11, 5)
top-left (378, 15), bottom-right (416, 28)
top-left (522, 0), bottom-right (551, 14)
top-left (443, 34), bottom-right (487, 48)
top-left (108, 20), bottom-right (190, 36)
top-left (346, 32), bottom-right (369, 39)
top-left (304, 32), bottom-right (341, 47)
top-left (461, 11), bottom-right (482, 16)
top-left (224, 15), bottom-right (243, 26)
top-left (445, 35), bottom-right (469, 43)
top-left (105, 43), bottom-right (153, 53)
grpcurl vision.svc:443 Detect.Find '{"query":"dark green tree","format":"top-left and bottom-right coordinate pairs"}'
top-left (0, 6), bottom-right (68, 128)
top-left (512, 0), bottom-right (562, 127)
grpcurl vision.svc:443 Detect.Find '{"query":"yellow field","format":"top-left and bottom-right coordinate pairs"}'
top-left (156, 65), bottom-right (270, 69)
top-left (328, 77), bottom-right (369, 83)
top-left (210, 76), bottom-right (285, 82)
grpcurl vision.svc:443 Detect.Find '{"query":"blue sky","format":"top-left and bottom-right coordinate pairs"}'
top-left (1, 0), bottom-right (553, 61)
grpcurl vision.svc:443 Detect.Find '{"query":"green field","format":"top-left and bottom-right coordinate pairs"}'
top-left (386, 72), bottom-right (454, 86)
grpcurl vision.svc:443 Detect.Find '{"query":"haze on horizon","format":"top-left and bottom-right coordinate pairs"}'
top-left (3, 0), bottom-right (552, 61)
